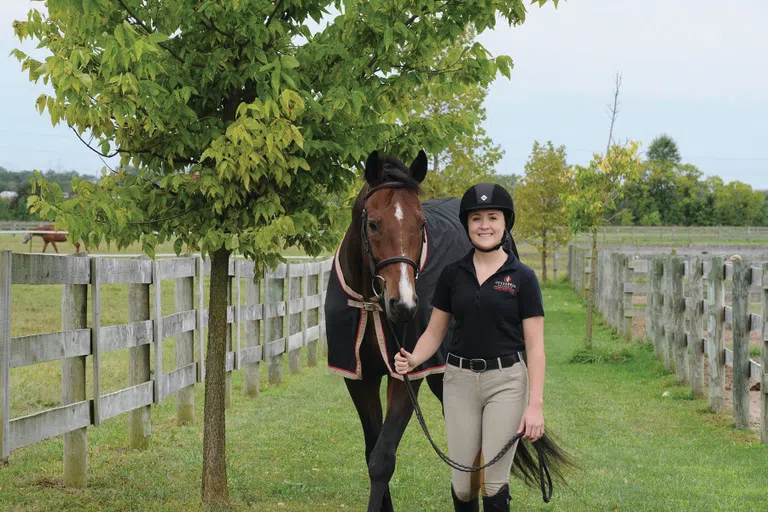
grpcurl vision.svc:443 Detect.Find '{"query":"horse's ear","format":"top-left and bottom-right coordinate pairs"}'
top-left (364, 151), bottom-right (382, 185)
top-left (409, 150), bottom-right (428, 183)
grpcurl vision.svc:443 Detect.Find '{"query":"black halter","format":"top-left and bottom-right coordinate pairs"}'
top-left (361, 182), bottom-right (425, 298)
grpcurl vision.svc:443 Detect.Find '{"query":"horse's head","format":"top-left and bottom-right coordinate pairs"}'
top-left (21, 232), bottom-right (31, 244)
top-left (360, 150), bottom-right (428, 324)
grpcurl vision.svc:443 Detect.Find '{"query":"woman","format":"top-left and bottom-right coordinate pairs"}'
top-left (395, 183), bottom-right (546, 511)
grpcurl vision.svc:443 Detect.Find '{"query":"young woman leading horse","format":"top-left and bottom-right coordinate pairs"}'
top-left (325, 150), bottom-right (569, 512)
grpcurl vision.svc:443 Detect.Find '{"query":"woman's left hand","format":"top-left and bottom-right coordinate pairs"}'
top-left (517, 405), bottom-right (545, 442)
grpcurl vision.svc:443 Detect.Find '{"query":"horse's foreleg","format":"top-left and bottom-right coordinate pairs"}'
top-left (344, 376), bottom-right (384, 466)
top-left (52, 241), bottom-right (59, 254)
top-left (42, 240), bottom-right (48, 253)
top-left (366, 376), bottom-right (423, 512)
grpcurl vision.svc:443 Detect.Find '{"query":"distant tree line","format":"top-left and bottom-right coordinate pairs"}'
top-left (614, 135), bottom-right (768, 227)
top-left (0, 167), bottom-right (96, 221)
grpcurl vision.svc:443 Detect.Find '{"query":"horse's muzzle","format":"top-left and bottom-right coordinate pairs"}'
top-left (387, 297), bottom-right (418, 324)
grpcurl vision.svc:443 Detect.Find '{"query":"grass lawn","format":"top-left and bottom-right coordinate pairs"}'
top-left (1, 282), bottom-right (766, 511)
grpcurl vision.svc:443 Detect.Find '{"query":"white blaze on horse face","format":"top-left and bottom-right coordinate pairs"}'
top-left (398, 262), bottom-right (416, 308)
top-left (391, 201), bottom-right (416, 308)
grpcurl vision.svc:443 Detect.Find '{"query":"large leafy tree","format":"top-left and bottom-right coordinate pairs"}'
top-left (419, 42), bottom-right (504, 200)
top-left (14, 0), bottom-right (557, 506)
top-left (514, 140), bottom-right (572, 281)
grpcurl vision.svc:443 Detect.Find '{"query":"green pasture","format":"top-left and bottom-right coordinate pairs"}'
top-left (1, 281), bottom-right (766, 511)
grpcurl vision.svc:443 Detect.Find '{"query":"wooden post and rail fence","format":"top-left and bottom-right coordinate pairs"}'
top-left (0, 250), bottom-right (333, 487)
top-left (568, 245), bottom-right (768, 443)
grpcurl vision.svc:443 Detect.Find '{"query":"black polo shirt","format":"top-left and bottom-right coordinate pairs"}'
top-left (431, 248), bottom-right (544, 359)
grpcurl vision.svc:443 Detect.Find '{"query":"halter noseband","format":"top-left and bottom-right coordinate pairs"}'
top-left (361, 182), bottom-right (425, 298)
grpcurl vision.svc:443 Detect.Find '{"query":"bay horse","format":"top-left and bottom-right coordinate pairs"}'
top-left (326, 150), bottom-right (569, 511)
top-left (21, 224), bottom-right (81, 253)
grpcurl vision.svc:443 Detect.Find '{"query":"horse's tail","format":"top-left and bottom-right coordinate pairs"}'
top-left (511, 430), bottom-right (575, 491)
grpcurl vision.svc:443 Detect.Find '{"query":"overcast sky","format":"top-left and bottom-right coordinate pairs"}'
top-left (1, 1), bottom-right (766, 189)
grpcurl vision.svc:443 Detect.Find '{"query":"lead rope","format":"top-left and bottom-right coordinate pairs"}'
top-left (389, 322), bottom-right (553, 503)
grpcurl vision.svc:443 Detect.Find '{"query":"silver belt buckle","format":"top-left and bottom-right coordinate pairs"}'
top-left (469, 358), bottom-right (487, 372)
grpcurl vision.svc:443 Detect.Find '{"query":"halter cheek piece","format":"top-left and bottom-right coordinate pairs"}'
top-left (361, 182), bottom-right (426, 299)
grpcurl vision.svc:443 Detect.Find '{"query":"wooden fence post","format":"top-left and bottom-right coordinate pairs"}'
top-left (731, 259), bottom-right (751, 429)
top-left (553, 247), bottom-right (558, 281)
top-left (288, 263), bottom-right (302, 375)
top-left (266, 264), bottom-right (284, 385)
top-left (62, 253), bottom-right (89, 487)
top-left (613, 253), bottom-right (623, 331)
top-left (128, 262), bottom-right (151, 449)
top-left (306, 264), bottom-right (318, 368)
top-left (622, 254), bottom-right (632, 340)
top-left (175, 274), bottom-right (195, 426)
top-left (647, 257), bottom-right (659, 353)
top-left (662, 256), bottom-right (674, 373)
top-left (670, 256), bottom-right (687, 384)
top-left (688, 256), bottom-right (705, 398)
top-left (243, 266), bottom-right (261, 398)
top-left (653, 257), bottom-right (666, 360)
top-left (645, 257), bottom-right (654, 342)
top-left (707, 256), bottom-right (725, 413)
top-left (761, 262), bottom-right (768, 443)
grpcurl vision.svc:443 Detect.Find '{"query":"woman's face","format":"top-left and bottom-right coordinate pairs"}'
top-left (467, 209), bottom-right (505, 250)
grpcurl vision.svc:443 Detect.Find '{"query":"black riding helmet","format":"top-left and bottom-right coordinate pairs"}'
top-left (459, 183), bottom-right (518, 255)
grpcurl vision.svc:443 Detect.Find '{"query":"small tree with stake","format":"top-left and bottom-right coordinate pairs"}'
top-left (564, 73), bottom-right (641, 347)
top-left (14, 0), bottom-right (558, 506)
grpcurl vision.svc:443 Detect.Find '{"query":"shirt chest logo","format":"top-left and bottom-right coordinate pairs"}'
top-left (493, 275), bottom-right (517, 294)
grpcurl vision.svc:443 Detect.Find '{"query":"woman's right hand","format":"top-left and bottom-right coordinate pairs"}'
top-left (394, 348), bottom-right (418, 375)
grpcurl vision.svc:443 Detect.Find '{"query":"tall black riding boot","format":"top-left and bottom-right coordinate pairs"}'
top-left (451, 486), bottom-right (479, 512)
top-left (482, 484), bottom-right (511, 511)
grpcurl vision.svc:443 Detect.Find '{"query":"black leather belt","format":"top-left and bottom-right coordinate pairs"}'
top-left (447, 352), bottom-right (521, 372)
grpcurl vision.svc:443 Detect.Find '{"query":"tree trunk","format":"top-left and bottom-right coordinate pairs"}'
top-left (201, 247), bottom-right (231, 507)
top-left (584, 230), bottom-right (598, 347)
top-left (541, 231), bottom-right (548, 282)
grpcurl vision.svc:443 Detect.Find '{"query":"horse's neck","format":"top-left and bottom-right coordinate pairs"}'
top-left (338, 222), bottom-right (371, 298)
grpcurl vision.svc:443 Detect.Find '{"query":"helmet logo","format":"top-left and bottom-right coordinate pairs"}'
top-left (480, 194), bottom-right (488, 201)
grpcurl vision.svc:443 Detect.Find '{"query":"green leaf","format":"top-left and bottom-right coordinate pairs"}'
top-left (79, 74), bottom-right (93, 90)
top-left (271, 67), bottom-right (281, 94)
top-left (280, 55), bottom-right (299, 69)
top-left (149, 32), bottom-right (169, 43)
top-left (115, 25), bottom-right (125, 47)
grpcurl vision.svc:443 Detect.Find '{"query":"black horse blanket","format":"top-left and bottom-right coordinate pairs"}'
top-left (325, 198), bottom-right (473, 380)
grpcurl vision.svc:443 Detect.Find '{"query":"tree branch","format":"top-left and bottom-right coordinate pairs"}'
top-left (265, 0), bottom-right (284, 28)
top-left (118, 0), bottom-right (205, 68)
top-left (604, 72), bottom-right (621, 155)
top-left (127, 200), bottom-right (204, 225)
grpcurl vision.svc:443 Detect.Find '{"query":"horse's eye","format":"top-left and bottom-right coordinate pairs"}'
top-left (368, 221), bottom-right (378, 232)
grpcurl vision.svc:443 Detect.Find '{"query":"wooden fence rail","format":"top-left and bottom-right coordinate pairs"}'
top-left (0, 250), bottom-right (333, 486)
top-left (568, 246), bottom-right (768, 443)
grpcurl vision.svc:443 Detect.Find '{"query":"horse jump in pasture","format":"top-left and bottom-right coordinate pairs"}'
top-left (21, 224), bottom-right (81, 253)
top-left (325, 151), bottom-right (566, 511)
